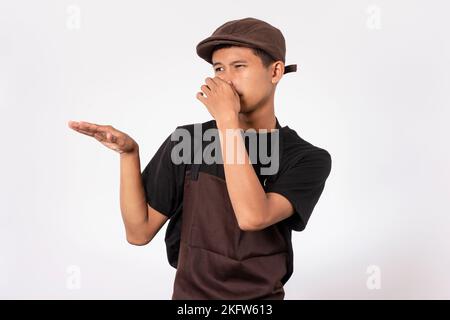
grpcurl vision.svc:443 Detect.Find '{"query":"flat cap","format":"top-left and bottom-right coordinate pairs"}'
top-left (196, 17), bottom-right (297, 74)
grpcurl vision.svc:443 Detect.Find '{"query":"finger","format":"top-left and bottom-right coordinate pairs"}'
top-left (223, 80), bottom-right (239, 95)
top-left (228, 82), bottom-right (239, 95)
top-left (94, 130), bottom-right (117, 143)
top-left (70, 125), bottom-right (96, 137)
top-left (68, 120), bottom-right (78, 128)
top-left (196, 92), bottom-right (207, 104)
top-left (78, 121), bottom-right (101, 133)
top-left (74, 128), bottom-right (96, 137)
top-left (205, 77), bottom-right (218, 88)
top-left (80, 121), bottom-right (115, 138)
top-left (213, 76), bottom-right (227, 86)
top-left (200, 84), bottom-right (211, 96)
top-left (70, 122), bottom-right (108, 139)
top-left (214, 77), bottom-right (236, 93)
top-left (68, 120), bottom-right (85, 131)
top-left (69, 121), bottom-right (120, 146)
top-left (216, 77), bottom-right (232, 88)
top-left (69, 120), bottom-right (91, 128)
top-left (69, 121), bottom-right (97, 135)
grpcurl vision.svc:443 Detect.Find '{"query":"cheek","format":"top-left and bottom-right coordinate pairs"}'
top-left (237, 74), bottom-right (256, 92)
top-left (248, 77), bottom-right (269, 97)
top-left (236, 71), bottom-right (269, 98)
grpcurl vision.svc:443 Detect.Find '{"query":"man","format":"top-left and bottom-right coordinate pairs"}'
top-left (68, 17), bottom-right (332, 300)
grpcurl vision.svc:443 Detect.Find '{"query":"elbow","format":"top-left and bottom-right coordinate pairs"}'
top-left (237, 217), bottom-right (265, 232)
top-left (126, 233), bottom-right (152, 246)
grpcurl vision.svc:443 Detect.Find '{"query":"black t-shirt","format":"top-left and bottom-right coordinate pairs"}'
top-left (141, 118), bottom-right (332, 285)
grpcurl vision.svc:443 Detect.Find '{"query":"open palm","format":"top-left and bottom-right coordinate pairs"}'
top-left (68, 120), bottom-right (138, 154)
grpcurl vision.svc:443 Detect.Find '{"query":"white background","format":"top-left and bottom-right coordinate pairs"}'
top-left (1, 0), bottom-right (449, 299)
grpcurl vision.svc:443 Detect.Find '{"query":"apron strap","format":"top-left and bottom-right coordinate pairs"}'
top-left (190, 163), bottom-right (200, 180)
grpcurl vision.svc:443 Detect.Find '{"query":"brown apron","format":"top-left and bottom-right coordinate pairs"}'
top-left (171, 152), bottom-right (289, 299)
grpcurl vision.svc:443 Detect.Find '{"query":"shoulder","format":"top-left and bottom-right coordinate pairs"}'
top-left (162, 119), bottom-right (216, 148)
top-left (280, 126), bottom-right (332, 170)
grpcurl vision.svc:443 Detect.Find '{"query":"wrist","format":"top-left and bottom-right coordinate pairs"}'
top-left (216, 114), bottom-right (239, 129)
top-left (121, 145), bottom-right (139, 158)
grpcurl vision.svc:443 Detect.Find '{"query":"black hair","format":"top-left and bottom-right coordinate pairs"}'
top-left (212, 44), bottom-right (276, 69)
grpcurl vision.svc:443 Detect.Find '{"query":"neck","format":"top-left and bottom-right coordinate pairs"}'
top-left (237, 96), bottom-right (277, 132)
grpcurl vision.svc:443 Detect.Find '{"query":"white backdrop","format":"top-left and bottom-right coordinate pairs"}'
top-left (1, 0), bottom-right (449, 299)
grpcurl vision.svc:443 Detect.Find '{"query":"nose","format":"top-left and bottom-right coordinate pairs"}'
top-left (216, 71), bottom-right (239, 94)
top-left (217, 73), bottom-right (230, 83)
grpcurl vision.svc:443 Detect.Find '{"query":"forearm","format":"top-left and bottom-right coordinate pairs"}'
top-left (119, 146), bottom-right (148, 234)
top-left (217, 118), bottom-right (268, 230)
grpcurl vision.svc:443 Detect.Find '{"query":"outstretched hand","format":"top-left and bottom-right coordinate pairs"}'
top-left (68, 120), bottom-right (138, 154)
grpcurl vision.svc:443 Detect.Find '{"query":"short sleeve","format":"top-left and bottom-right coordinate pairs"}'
top-left (265, 148), bottom-right (332, 231)
top-left (140, 128), bottom-right (185, 219)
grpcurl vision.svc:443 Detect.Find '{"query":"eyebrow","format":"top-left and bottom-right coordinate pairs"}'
top-left (212, 60), bottom-right (248, 67)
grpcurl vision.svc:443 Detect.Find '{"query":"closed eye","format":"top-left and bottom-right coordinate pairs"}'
top-left (214, 65), bottom-right (246, 72)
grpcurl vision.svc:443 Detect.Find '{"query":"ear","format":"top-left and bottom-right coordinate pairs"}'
top-left (271, 61), bottom-right (284, 85)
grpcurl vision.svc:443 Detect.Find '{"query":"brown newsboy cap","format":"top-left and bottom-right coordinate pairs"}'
top-left (196, 17), bottom-right (297, 74)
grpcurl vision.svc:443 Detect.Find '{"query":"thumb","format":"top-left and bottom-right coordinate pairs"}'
top-left (227, 81), bottom-right (238, 93)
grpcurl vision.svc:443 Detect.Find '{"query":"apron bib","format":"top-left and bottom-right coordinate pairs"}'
top-left (172, 161), bottom-right (288, 299)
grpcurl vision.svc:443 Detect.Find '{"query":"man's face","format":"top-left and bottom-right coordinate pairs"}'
top-left (211, 46), bottom-right (275, 113)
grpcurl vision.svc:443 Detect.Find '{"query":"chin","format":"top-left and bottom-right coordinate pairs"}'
top-left (239, 99), bottom-right (251, 111)
top-left (239, 103), bottom-right (249, 113)
top-left (239, 105), bottom-right (256, 114)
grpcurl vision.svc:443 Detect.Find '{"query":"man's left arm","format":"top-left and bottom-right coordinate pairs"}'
top-left (196, 76), bottom-right (295, 231)
top-left (216, 118), bottom-right (294, 231)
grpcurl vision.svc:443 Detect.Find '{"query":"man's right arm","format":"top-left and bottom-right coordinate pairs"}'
top-left (67, 120), bottom-right (168, 245)
top-left (120, 147), bottom-right (168, 246)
